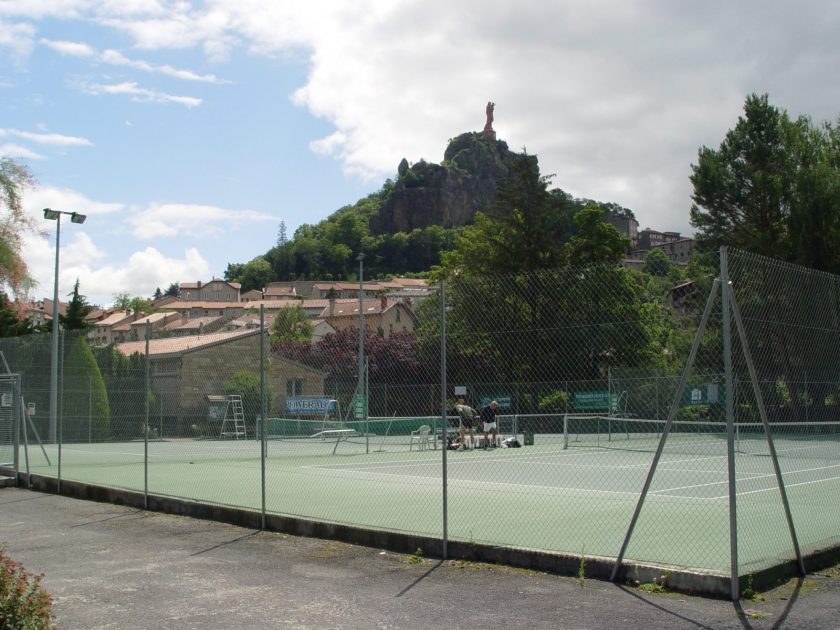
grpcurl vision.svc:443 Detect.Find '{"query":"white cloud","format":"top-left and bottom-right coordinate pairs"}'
top-left (127, 202), bottom-right (276, 240)
top-left (26, 233), bottom-right (210, 307)
top-left (24, 184), bottom-right (125, 218)
top-left (2, 128), bottom-right (92, 146)
top-left (74, 246), bottom-right (210, 307)
top-left (41, 38), bottom-right (229, 83)
top-left (99, 48), bottom-right (229, 83)
top-left (310, 131), bottom-right (347, 157)
top-left (40, 38), bottom-right (94, 57)
top-left (7, 0), bottom-right (840, 239)
top-left (0, 20), bottom-right (36, 58)
top-left (18, 184), bottom-right (211, 305)
top-left (79, 80), bottom-right (202, 107)
top-left (0, 143), bottom-right (45, 159)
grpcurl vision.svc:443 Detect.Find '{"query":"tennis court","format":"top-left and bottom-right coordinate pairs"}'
top-left (15, 414), bottom-right (840, 576)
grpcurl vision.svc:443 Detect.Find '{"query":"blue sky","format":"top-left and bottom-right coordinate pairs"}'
top-left (3, 1), bottom-right (840, 307)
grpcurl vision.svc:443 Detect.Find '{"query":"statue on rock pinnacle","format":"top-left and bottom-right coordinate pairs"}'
top-left (483, 101), bottom-right (496, 140)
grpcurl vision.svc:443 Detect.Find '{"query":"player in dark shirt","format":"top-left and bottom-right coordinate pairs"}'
top-left (480, 400), bottom-right (498, 448)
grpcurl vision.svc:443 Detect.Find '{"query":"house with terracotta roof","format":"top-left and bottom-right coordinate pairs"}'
top-left (263, 285), bottom-right (297, 300)
top-left (179, 278), bottom-right (242, 302)
top-left (170, 315), bottom-right (231, 337)
top-left (312, 282), bottom-right (383, 299)
top-left (115, 329), bottom-right (327, 435)
top-left (87, 309), bottom-right (138, 346)
top-left (321, 296), bottom-right (416, 338)
top-left (116, 311), bottom-right (182, 342)
top-left (19, 299), bottom-right (66, 328)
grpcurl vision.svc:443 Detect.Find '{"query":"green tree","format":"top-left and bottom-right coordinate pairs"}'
top-left (434, 153), bottom-right (572, 278)
top-left (0, 292), bottom-right (39, 337)
top-left (112, 293), bottom-right (153, 314)
top-left (227, 256), bottom-right (274, 292)
top-left (61, 279), bottom-right (92, 330)
top-left (690, 94), bottom-right (793, 257)
top-left (93, 347), bottom-right (144, 440)
top-left (271, 305), bottom-right (313, 342)
top-left (0, 158), bottom-right (38, 295)
top-left (164, 282), bottom-right (179, 297)
top-left (689, 93), bottom-right (840, 274)
top-left (61, 332), bottom-right (111, 441)
top-left (643, 248), bottom-right (672, 277)
top-left (785, 116), bottom-right (840, 272)
top-left (564, 204), bottom-right (628, 267)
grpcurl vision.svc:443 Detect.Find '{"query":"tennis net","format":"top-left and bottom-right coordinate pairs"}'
top-left (258, 416), bottom-right (450, 453)
top-left (562, 414), bottom-right (840, 460)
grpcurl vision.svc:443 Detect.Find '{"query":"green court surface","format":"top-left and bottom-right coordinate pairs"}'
top-left (15, 431), bottom-right (840, 576)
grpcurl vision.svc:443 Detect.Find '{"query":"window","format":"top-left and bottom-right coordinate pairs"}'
top-left (396, 308), bottom-right (401, 322)
top-left (287, 378), bottom-right (304, 396)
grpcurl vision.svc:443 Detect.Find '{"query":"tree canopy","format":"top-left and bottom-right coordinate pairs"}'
top-left (690, 93), bottom-right (840, 273)
top-left (112, 293), bottom-right (153, 314)
top-left (0, 158), bottom-right (39, 296)
top-left (61, 279), bottom-right (93, 330)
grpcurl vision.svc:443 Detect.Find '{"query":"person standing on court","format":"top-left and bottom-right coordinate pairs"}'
top-left (480, 400), bottom-right (499, 448)
top-left (454, 397), bottom-right (477, 450)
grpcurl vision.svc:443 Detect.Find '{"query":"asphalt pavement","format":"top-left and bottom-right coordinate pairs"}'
top-left (2, 486), bottom-right (840, 629)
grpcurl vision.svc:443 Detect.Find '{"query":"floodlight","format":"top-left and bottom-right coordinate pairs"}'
top-left (43, 208), bottom-right (60, 220)
top-left (70, 213), bottom-right (87, 224)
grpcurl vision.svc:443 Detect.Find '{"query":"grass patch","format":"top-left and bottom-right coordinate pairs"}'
top-left (577, 546), bottom-right (586, 588)
top-left (638, 571), bottom-right (671, 594)
top-left (407, 547), bottom-right (424, 565)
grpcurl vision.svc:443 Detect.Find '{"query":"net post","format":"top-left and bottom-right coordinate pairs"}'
top-left (610, 278), bottom-right (721, 583)
top-left (562, 413), bottom-right (569, 449)
top-left (729, 277), bottom-right (805, 576)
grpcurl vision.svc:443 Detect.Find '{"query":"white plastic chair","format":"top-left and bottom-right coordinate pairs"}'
top-left (409, 425), bottom-right (431, 451)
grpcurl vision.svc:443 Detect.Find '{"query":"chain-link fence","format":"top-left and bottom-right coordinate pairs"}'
top-left (2, 247), bottom-right (839, 597)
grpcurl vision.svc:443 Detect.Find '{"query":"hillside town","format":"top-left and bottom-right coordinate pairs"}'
top-left (16, 222), bottom-right (693, 347)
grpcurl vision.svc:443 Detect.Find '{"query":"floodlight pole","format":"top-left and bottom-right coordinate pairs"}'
top-left (48, 212), bottom-right (61, 444)
top-left (44, 208), bottom-right (87, 444)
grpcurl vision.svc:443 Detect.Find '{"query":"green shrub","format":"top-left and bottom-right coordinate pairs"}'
top-left (0, 546), bottom-right (55, 629)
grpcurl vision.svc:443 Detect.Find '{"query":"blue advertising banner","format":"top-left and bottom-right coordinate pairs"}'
top-left (285, 397), bottom-right (336, 414)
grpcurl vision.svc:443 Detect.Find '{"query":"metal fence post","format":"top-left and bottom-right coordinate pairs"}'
top-left (144, 321), bottom-right (150, 509)
top-left (57, 330), bottom-right (64, 495)
top-left (611, 278), bottom-right (721, 583)
top-left (729, 277), bottom-right (805, 576)
top-left (440, 280), bottom-right (448, 559)
top-left (260, 305), bottom-right (267, 530)
top-left (721, 246), bottom-right (740, 600)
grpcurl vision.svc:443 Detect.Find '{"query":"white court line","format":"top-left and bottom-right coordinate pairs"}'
top-left (722, 474), bottom-right (840, 498)
top-left (304, 457), bottom-right (728, 501)
top-left (57, 446), bottom-right (146, 459)
top-left (303, 463), bottom-right (696, 498)
top-left (652, 462), bottom-right (840, 499)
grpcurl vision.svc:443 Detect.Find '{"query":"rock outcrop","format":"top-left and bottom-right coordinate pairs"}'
top-left (369, 132), bottom-right (520, 234)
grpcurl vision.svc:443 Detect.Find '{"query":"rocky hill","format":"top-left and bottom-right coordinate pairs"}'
top-left (369, 132), bottom-right (521, 234)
